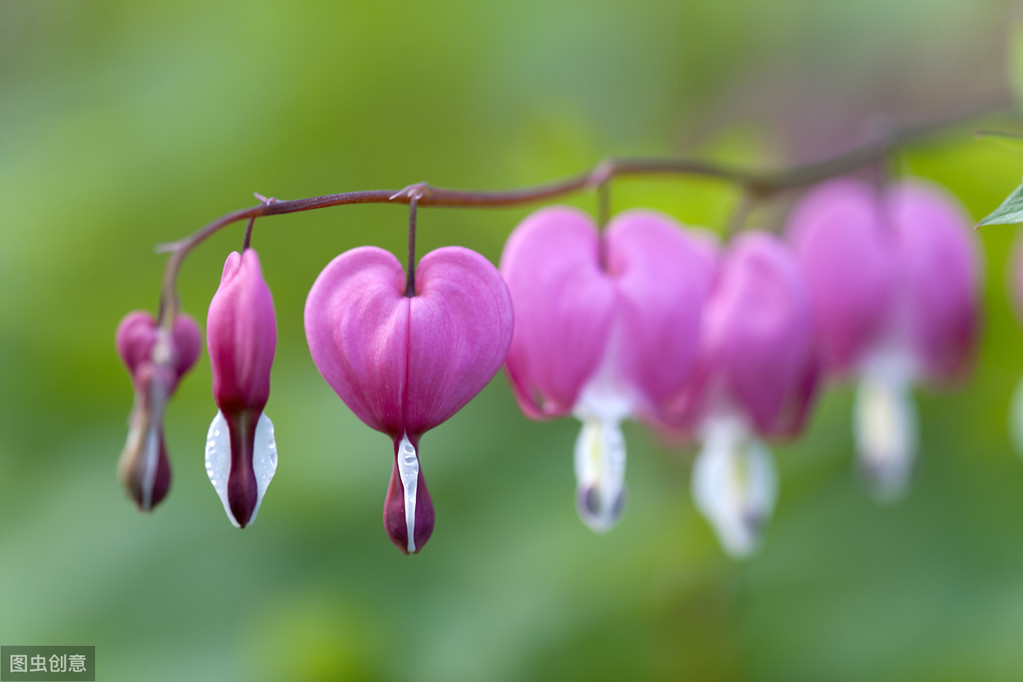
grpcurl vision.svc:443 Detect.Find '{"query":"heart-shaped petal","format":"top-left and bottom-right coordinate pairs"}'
top-left (701, 232), bottom-right (817, 436)
top-left (404, 247), bottom-right (516, 436)
top-left (306, 247), bottom-right (409, 437)
top-left (787, 179), bottom-right (899, 374)
top-left (305, 245), bottom-right (514, 440)
top-left (886, 181), bottom-right (979, 383)
top-left (606, 210), bottom-right (715, 420)
top-left (501, 206), bottom-right (617, 418)
top-left (501, 207), bottom-right (712, 421)
top-left (115, 310), bottom-right (201, 391)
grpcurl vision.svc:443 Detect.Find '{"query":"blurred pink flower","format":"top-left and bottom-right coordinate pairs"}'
top-left (501, 207), bottom-right (713, 531)
top-left (205, 249), bottom-right (278, 528)
top-left (305, 246), bottom-right (513, 554)
top-left (115, 310), bottom-right (201, 511)
top-left (788, 178), bottom-right (979, 498)
top-left (661, 232), bottom-right (817, 557)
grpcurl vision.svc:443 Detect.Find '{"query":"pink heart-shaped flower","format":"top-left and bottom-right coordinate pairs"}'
top-left (699, 231), bottom-right (818, 437)
top-left (500, 206), bottom-right (714, 531)
top-left (501, 206), bottom-right (712, 423)
top-left (305, 245), bottom-right (514, 553)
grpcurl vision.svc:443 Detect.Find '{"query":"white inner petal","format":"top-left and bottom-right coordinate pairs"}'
top-left (854, 356), bottom-right (917, 501)
top-left (570, 325), bottom-right (633, 533)
top-left (573, 416), bottom-right (628, 532)
top-left (396, 433), bottom-right (419, 553)
top-left (140, 422), bottom-right (161, 510)
top-left (692, 414), bottom-right (777, 558)
top-left (138, 378), bottom-right (169, 511)
top-left (205, 410), bottom-right (278, 528)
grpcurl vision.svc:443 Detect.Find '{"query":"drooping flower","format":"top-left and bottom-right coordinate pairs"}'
top-left (205, 249), bottom-right (278, 528)
top-left (116, 310), bottom-right (201, 510)
top-left (788, 178), bottom-right (979, 499)
top-left (500, 207), bottom-right (713, 531)
top-left (661, 232), bottom-right (817, 557)
top-left (304, 246), bottom-right (513, 554)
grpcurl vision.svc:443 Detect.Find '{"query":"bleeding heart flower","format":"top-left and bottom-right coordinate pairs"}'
top-left (116, 310), bottom-right (201, 510)
top-left (788, 178), bottom-right (979, 499)
top-left (305, 246), bottom-right (513, 554)
top-left (205, 249), bottom-right (278, 528)
top-left (661, 232), bottom-right (817, 557)
top-left (501, 206), bottom-right (713, 532)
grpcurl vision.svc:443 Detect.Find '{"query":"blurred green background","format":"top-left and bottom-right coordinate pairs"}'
top-left (3, 1), bottom-right (1023, 680)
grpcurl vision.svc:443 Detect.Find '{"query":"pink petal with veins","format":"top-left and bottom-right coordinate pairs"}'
top-left (787, 179), bottom-right (899, 374)
top-left (702, 232), bottom-right (818, 436)
top-left (501, 206), bottom-right (711, 421)
top-left (887, 181), bottom-right (979, 383)
top-left (305, 245), bottom-right (512, 440)
top-left (207, 250), bottom-right (277, 415)
top-left (606, 209), bottom-right (714, 420)
top-left (501, 206), bottom-right (616, 418)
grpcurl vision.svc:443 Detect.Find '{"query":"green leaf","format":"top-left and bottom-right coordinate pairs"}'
top-left (977, 177), bottom-right (1023, 226)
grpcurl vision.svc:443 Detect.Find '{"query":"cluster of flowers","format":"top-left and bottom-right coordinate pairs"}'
top-left (115, 177), bottom-right (979, 557)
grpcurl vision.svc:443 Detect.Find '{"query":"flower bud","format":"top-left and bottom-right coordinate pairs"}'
top-left (115, 310), bottom-right (201, 511)
top-left (205, 250), bottom-right (278, 528)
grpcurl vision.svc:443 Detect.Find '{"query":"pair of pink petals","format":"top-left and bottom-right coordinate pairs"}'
top-left (787, 178), bottom-right (979, 498)
top-left (501, 206), bottom-right (714, 530)
top-left (502, 206), bottom-right (713, 426)
top-left (667, 232), bottom-right (817, 557)
top-left (787, 179), bottom-right (979, 382)
top-left (664, 232), bottom-right (818, 438)
top-left (305, 246), bottom-right (513, 554)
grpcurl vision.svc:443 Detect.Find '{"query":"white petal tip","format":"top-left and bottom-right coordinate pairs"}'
top-left (576, 484), bottom-right (627, 533)
top-left (692, 419), bottom-right (777, 559)
top-left (854, 373), bottom-right (917, 503)
top-left (205, 411), bottom-right (278, 528)
top-left (573, 417), bottom-right (628, 533)
top-left (396, 434), bottom-right (419, 554)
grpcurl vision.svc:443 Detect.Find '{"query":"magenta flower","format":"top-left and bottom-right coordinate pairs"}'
top-left (205, 250), bottom-right (278, 528)
top-left (305, 246), bottom-right (513, 554)
top-left (662, 232), bottom-right (817, 557)
top-left (501, 207), bottom-right (713, 531)
top-left (116, 310), bottom-right (201, 510)
top-left (788, 179), bottom-right (979, 498)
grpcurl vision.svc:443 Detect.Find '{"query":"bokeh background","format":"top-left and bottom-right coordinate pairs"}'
top-left (3, 1), bottom-right (1023, 680)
